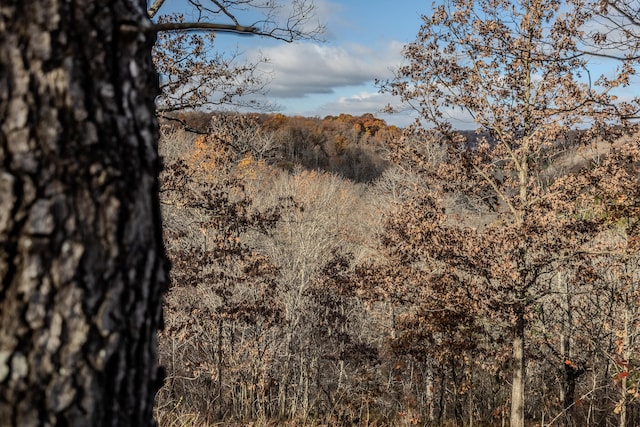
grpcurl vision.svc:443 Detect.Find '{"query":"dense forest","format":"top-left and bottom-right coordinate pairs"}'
top-left (148, 0), bottom-right (640, 426)
top-left (3, 0), bottom-right (639, 425)
top-left (154, 111), bottom-right (640, 427)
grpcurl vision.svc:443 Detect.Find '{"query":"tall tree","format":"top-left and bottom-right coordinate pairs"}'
top-left (381, 0), bottom-right (637, 425)
top-left (0, 1), bottom-right (167, 425)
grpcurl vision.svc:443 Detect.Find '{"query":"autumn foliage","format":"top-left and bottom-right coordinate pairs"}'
top-left (155, 108), bottom-right (640, 426)
top-left (153, 0), bottom-right (640, 425)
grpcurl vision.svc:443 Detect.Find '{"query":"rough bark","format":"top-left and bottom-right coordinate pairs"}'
top-left (0, 1), bottom-right (167, 426)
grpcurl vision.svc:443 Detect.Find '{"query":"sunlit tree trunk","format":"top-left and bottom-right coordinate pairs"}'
top-left (0, 0), bottom-right (167, 425)
top-left (559, 270), bottom-right (584, 427)
top-left (511, 309), bottom-right (526, 427)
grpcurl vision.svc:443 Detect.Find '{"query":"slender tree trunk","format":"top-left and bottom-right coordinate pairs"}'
top-left (437, 366), bottom-right (446, 425)
top-left (0, 1), bottom-right (167, 425)
top-left (619, 304), bottom-right (630, 427)
top-left (451, 355), bottom-right (463, 424)
top-left (559, 271), bottom-right (582, 426)
top-left (511, 309), bottom-right (525, 427)
top-left (468, 371), bottom-right (474, 427)
top-left (425, 363), bottom-right (436, 424)
top-left (559, 273), bottom-right (568, 409)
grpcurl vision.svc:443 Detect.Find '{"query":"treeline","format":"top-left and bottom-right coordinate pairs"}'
top-left (160, 111), bottom-right (396, 182)
top-left (154, 111), bottom-right (640, 427)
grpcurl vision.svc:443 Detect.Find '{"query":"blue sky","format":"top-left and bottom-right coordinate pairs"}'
top-left (248, 0), bottom-right (426, 125)
top-left (153, 1), bottom-right (639, 128)
top-left (153, 0), bottom-right (429, 126)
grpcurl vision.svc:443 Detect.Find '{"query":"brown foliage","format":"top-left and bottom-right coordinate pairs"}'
top-left (151, 0), bottom-right (640, 424)
top-left (374, 0), bottom-right (640, 425)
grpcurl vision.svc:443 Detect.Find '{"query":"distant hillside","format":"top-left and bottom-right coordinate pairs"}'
top-left (160, 111), bottom-right (402, 182)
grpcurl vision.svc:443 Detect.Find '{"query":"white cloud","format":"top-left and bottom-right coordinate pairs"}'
top-left (294, 90), bottom-right (477, 129)
top-left (316, 91), bottom-right (395, 114)
top-left (296, 91), bottom-right (414, 126)
top-left (250, 41), bottom-right (404, 98)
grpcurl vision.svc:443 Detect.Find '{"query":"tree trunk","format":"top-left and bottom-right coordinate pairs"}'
top-left (510, 310), bottom-right (525, 427)
top-left (0, 1), bottom-right (167, 426)
top-left (559, 271), bottom-right (583, 426)
top-left (619, 304), bottom-right (631, 427)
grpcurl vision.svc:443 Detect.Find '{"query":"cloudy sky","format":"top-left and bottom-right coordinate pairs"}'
top-left (156, 0), bottom-right (429, 126)
top-left (241, 0), bottom-right (428, 126)
top-left (154, 0), bottom-right (638, 128)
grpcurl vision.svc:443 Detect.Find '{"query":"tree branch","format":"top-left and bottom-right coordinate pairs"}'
top-left (606, 0), bottom-right (640, 27)
top-left (147, 0), bottom-right (166, 19)
top-left (581, 50), bottom-right (640, 61)
top-left (210, 0), bottom-right (241, 26)
top-left (148, 21), bottom-right (258, 35)
top-left (158, 114), bottom-right (209, 134)
top-left (146, 0), bottom-right (323, 42)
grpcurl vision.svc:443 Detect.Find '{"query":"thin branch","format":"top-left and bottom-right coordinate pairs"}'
top-left (581, 50), bottom-right (640, 61)
top-left (210, 0), bottom-right (241, 26)
top-left (157, 114), bottom-right (209, 134)
top-left (546, 386), bottom-right (605, 426)
top-left (144, 21), bottom-right (305, 42)
top-left (471, 162), bottom-right (519, 218)
top-left (606, 0), bottom-right (640, 27)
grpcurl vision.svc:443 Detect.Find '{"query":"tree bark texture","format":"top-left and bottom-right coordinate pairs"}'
top-left (0, 1), bottom-right (167, 425)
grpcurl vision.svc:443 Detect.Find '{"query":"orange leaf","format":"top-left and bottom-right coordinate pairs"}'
top-left (613, 371), bottom-right (629, 383)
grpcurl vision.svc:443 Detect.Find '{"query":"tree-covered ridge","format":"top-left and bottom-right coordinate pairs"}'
top-left (160, 111), bottom-right (400, 182)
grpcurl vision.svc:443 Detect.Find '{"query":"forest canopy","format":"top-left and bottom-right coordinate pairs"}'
top-left (153, 0), bottom-right (640, 426)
